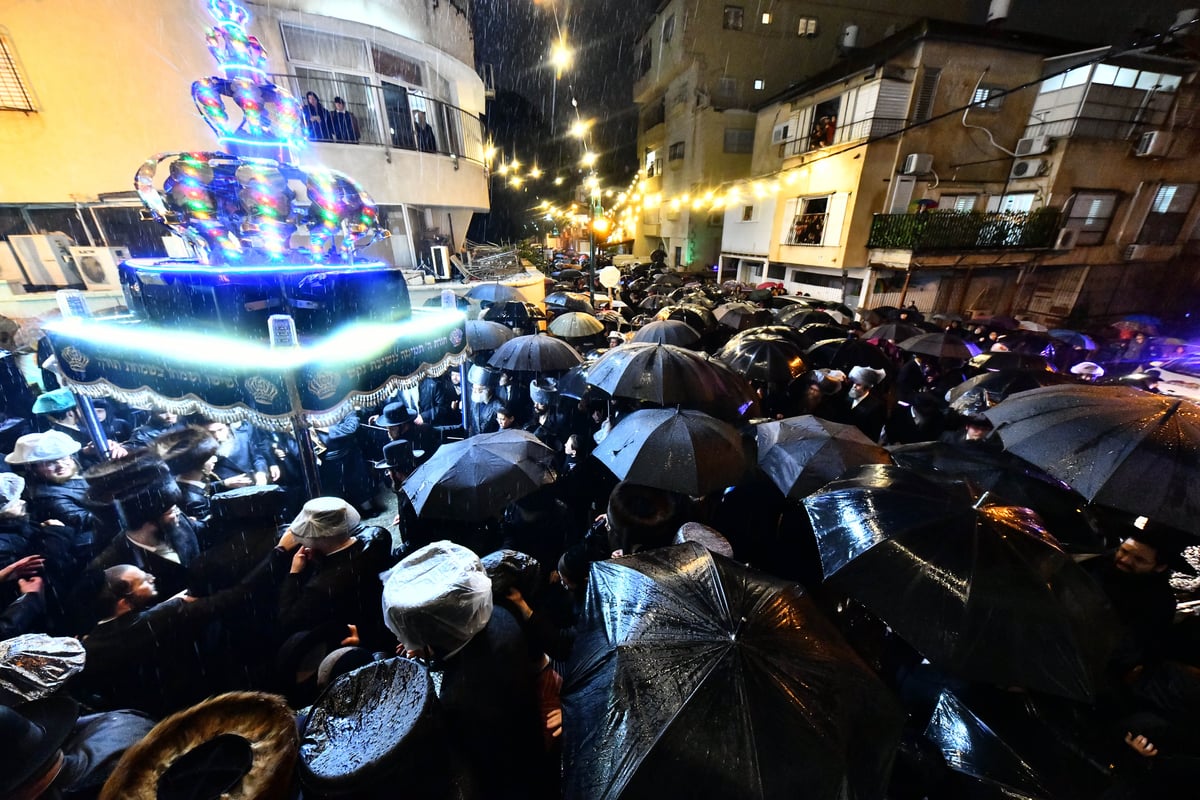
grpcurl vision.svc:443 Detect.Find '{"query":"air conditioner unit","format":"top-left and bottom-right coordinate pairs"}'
top-left (1052, 228), bottom-right (1079, 251)
top-left (8, 234), bottom-right (84, 288)
top-left (1015, 135), bottom-right (1051, 157)
top-left (771, 123), bottom-right (790, 144)
top-left (901, 153), bottom-right (933, 175)
top-left (1135, 130), bottom-right (1172, 157)
top-left (1009, 157), bottom-right (1046, 180)
top-left (1123, 244), bottom-right (1150, 261)
top-left (69, 246), bottom-right (130, 290)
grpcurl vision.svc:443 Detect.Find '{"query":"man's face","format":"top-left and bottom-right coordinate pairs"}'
top-left (33, 456), bottom-right (78, 483)
top-left (121, 567), bottom-right (158, 608)
top-left (206, 422), bottom-right (231, 442)
top-left (496, 411), bottom-right (516, 429)
top-left (471, 385), bottom-right (491, 403)
top-left (156, 411), bottom-right (178, 426)
top-left (335, 101), bottom-right (345, 111)
top-left (1115, 538), bottom-right (1163, 575)
top-left (158, 505), bottom-right (180, 529)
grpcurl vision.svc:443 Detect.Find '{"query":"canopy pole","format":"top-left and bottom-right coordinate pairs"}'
top-left (73, 393), bottom-right (111, 462)
top-left (284, 373), bottom-right (322, 499)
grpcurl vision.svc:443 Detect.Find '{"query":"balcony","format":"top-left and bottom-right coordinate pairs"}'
top-left (867, 210), bottom-right (1062, 252)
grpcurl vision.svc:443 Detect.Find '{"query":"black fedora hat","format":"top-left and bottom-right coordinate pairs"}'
top-left (378, 402), bottom-right (416, 427)
top-left (373, 439), bottom-right (419, 471)
top-left (209, 484), bottom-right (287, 523)
top-left (0, 696), bottom-right (78, 798)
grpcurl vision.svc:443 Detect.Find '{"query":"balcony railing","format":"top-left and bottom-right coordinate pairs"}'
top-left (273, 73), bottom-right (486, 164)
top-left (867, 210), bottom-right (1062, 251)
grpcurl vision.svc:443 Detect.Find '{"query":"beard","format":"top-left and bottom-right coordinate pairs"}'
top-left (40, 461), bottom-right (79, 485)
top-left (216, 438), bottom-right (236, 458)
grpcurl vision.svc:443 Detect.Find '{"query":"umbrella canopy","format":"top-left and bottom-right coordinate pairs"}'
top-left (656, 304), bottom-right (717, 333)
top-left (555, 268), bottom-right (584, 280)
top-left (727, 324), bottom-right (809, 352)
top-left (803, 465), bottom-right (1116, 701)
top-left (1048, 329), bottom-right (1098, 351)
top-left (946, 369), bottom-right (1075, 410)
top-left (549, 311), bottom-right (605, 338)
top-left (1017, 320), bottom-right (1049, 332)
top-left (793, 323), bottom-right (849, 347)
top-left (776, 307), bottom-right (837, 328)
top-left (545, 291), bottom-right (595, 315)
top-left (984, 385), bottom-right (1200, 534)
top-left (652, 272), bottom-right (683, 286)
top-left (557, 364), bottom-right (590, 400)
top-left (977, 314), bottom-right (1019, 330)
top-left (805, 338), bottom-right (892, 373)
top-left (967, 352), bottom-right (1054, 373)
top-left (757, 415), bottom-right (892, 499)
top-left (862, 322), bottom-right (923, 343)
top-left (401, 429), bottom-right (556, 520)
top-left (1110, 314), bottom-right (1160, 335)
top-left (563, 542), bottom-right (905, 800)
top-left (585, 343), bottom-right (755, 420)
top-left (716, 335), bottom-right (807, 385)
top-left (638, 295), bottom-right (672, 312)
top-left (465, 282), bottom-right (519, 303)
top-left (899, 332), bottom-right (976, 360)
top-left (488, 334), bottom-right (583, 373)
top-left (630, 319), bottom-right (701, 347)
top-left (667, 288), bottom-right (716, 308)
top-left (464, 319), bottom-right (515, 352)
top-left (592, 408), bottom-right (749, 495)
top-left (714, 302), bottom-right (773, 331)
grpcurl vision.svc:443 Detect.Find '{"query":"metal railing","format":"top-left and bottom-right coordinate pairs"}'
top-left (275, 74), bottom-right (486, 164)
top-left (866, 210), bottom-right (1062, 251)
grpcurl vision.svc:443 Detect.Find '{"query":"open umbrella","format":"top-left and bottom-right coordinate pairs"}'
top-left (667, 288), bottom-right (716, 308)
top-left (985, 385), bottom-right (1200, 534)
top-left (464, 320), bottom-right (515, 352)
top-left (977, 315), bottom-right (1019, 331)
top-left (1047, 329), bottom-right (1097, 350)
top-left (776, 307), bottom-right (837, 328)
top-left (757, 415), bottom-right (892, 499)
top-left (1110, 314), bottom-right (1160, 335)
top-left (549, 311), bottom-right (605, 339)
top-left (638, 295), bottom-right (672, 312)
top-left (805, 338), bottom-right (892, 373)
top-left (557, 364), bottom-right (590, 400)
top-left (656, 304), bottom-right (717, 333)
top-left (545, 291), bottom-right (595, 315)
top-left (714, 302), bottom-right (773, 331)
top-left (481, 301), bottom-right (547, 331)
top-left (967, 352), bottom-right (1054, 373)
top-left (652, 272), bottom-right (683, 286)
top-left (946, 369), bottom-right (1075, 410)
top-left (899, 333), bottom-right (976, 360)
top-left (554, 268), bottom-right (584, 281)
top-left (794, 323), bottom-right (849, 347)
top-left (563, 542), bottom-right (905, 800)
top-left (863, 322), bottom-right (923, 343)
top-left (803, 465), bottom-right (1116, 701)
top-left (726, 325), bottom-right (810, 353)
top-left (716, 335), bottom-right (807, 384)
top-left (630, 319), bottom-right (701, 347)
top-left (488, 334), bottom-right (583, 373)
top-left (465, 282), bottom-right (519, 303)
top-left (401, 429), bottom-right (556, 520)
top-left (592, 408), bottom-right (749, 495)
top-left (1017, 320), bottom-right (1049, 332)
top-left (585, 343), bottom-right (755, 420)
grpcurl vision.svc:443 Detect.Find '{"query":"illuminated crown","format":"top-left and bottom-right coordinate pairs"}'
top-left (135, 0), bottom-right (387, 266)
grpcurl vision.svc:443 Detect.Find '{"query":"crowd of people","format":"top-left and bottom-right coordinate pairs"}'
top-left (0, 265), bottom-right (1197, 797)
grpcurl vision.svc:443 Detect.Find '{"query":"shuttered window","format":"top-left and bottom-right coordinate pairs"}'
top-left (911, 67), bottom-right (941, 122)
top-left (0, 28), bottom-right (36, 112)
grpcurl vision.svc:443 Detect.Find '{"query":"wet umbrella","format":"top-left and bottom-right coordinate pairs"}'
top-left (716, 335), bottom-right (807, 384)
top-left (985, 385), bottom-right (1200, 534)
top-left (866, 306), bottom-right (899, 323)
top-left (1110, 314), bottom-right (1160, 335)
top-left (545, 291), bottom-right (595, 315)
top-left (555, 268), bottom-right (584, 280)
top-left (464, 320), bottom-right (515, 352)
top-left (638, 294), bottom-right (672, 312)
top-left (1018, 320), bottom-right (1049, 332)
top-left (946, 369), bottom-right (1075, 410)
top-left (630, 319), bottom-right (701, 347)
top-left (863, 322), bottom-right (923, 343)
top-left (652, 272), bottom-right (683, 286)
top-left (794, 323), bottom-right (849, 347)
top-left (1048, 329), bottom-right (1097, 351)
top-left (968, 352), bottom-right (1053, 373)
top-left (977, 315), bottom-right (1019, 331)
top-left (776, 307), bottom-right (837, 328)
top-left (558, 364), bottom-right (590, 400)
top-left (549, 312), bottom-right (605, 339)
top-left (488, 334), bottom-right (583, 373)
top-left (667, 288), bottom-right (716, 308)
top-left (657, 304), bottom-right (717, 333)
top-left (757, 415), bottom-right (892, 499)
top-left (595, 309), bottom-right (625, 328)
top-left (806, 338), bottom-right (892, 373)
top-left (465, 282), bottom-right (519, 303)
top-left (586, 342), bottom-right (756, 419)
top-left (803, 465), bottom-right (1116, 701)
top-left (482, 301), bottom-right (547, 330)
top-left (714, 302), bottom-right (773, 331)
top-left (727, 324), bottom-right (809, 351)
top-left (756, 281), bottom-right (785, 291)
top-left (401, 429), bottom-right (556, 520)
top-left (899, 333), bottom-right (976, 360)
top-left (592, 408), bottom-right (749, 495)
top-left (563, 542), bottom-right (904, 800)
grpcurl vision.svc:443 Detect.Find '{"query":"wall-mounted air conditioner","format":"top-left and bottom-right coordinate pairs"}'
top-left (1015, 135), bottom-right (1051, 157)
top-left (1123, 244), bottom-right (1149, 261)
top-left (901, 153), bottom-right (933, 175)
top-left (1009, 158), bottom-right (1046, 180)
top-left (771, 123), bottom-right (790, 144)
top-left (1135, 130), bottom-right (1172, 158)
top-left (1052, 228), bottom-right (1079, 251)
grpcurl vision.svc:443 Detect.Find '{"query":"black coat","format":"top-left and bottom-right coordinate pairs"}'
top-left (28, 476), bottom-right (97, 552)
top-left (212, 423), bottom-right (270, 481)
top-left (846, 391), bottom-right (887, 441)
top-left (0, 591), bottom-right (44, 639)
top-left (89, 517), bottom-right (203, 601)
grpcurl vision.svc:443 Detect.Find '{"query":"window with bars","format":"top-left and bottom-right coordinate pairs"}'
top-left (911, 67), bottom-right (941, 122)
top-left (0, 29), bottom-right (36, 112)
top-left (1138, 183), bottom-right (1197, 245)
top-left (668, 141), bottom-right (685, 160)
top-left (971, 84), bottom-right (1004, 110)
top-left (1063, 191), bottom-right (1118, 245)
top-left (785, 196), bottom-right (830, 245)
top-left (723, 6), bottom-right (745, 30)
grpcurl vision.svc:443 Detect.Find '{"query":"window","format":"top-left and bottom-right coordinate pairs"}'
top-left (716, 76), bottom-right (737, 98)
top-left (668, 141), bottom-right (685, 160)
top-left (723, 6), bottom-right (744, 30)
top-left (638, 42), bottom-right (652, 76)
top-left (941, 195), bottom-right (978, 212)
top-left (753, 79), bottom-right (765, 91)
top-left (808, 97), bottom-right (840, 149)
top-left (645, 148), bottom-right (659, 177)
top-left (911, 67), bottom-right (941, 123)
top-left (0, 28), bottom-right (36, 111)
top-left (767, 264), bottom-right (786, 279)
top-left (742, 205), bottom-right (755, 221)
top-left (662, 14), bottom-right (675, 42)
top-left (786, 196), bottom-right (830, 245)
top-left (1063, 191), bottom-right (1118, 245)
top-left (282, 25), bottom-right (371, 73)
top-left (1139, 183), bottom-right (1198, 245)
top-left (724, 128), bottom-right (754, 153)
top-left (761, 12), bottom-right (773, 25)
top-left (798, 17), bottom-right (818, 36)
top-left (971, 84), bottom-right (1004, 110)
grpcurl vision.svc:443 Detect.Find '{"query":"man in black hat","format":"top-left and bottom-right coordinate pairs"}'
top-left (372, 401), bottom-right (437, 459)
top-left (152, 425), bottom-right (220, 526)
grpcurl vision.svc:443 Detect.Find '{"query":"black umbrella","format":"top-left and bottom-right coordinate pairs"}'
top-left (401, 429), bottom-right (556, 520)
top-left (464, 320), bottom-right (515, 352)
top-left (714, 302), bottom-right (772, 331)
top-left (716, 335), bottom-right (807, 385)
top-left (586, 343), bottom-right (756, 421)
top-left (899, 333), bottom-right (976, 361)
top-left (545, 291), bottom-right (595, 315)
top-left (488, 334), bottom-right (583, 372)
top-left (630, 319), bottom-right (701, 347)
top-left (657, 303), bottom-right (717, 333)
top-left (805, 338), bottom-right (892, 373)
top-left (465, 282), bottom-right (519, 303)
top-left (863, 323), bottom-right (923, 343)
top-left (668, 288), bottom-right (716, 308)
top-left (803, 465), bottom-right (1116, 701)
top-left (967, 352), bottom-right (1054, 373)
top-left (555, 268), bottom-right (584, 280)
top-left (557, 364), bottom-right (589, 400)
top-left (757, 415), bottom-right (892, 499)
top-left (652, 272), bottom-right (683, 286)
top-left (984, 385), bottom-right (1200, 534)
top-left (482, 301), bottom-right (547, 330)
top-left (727, 324), bottom-right (809, 351)
top-left (946, 369), bottom-right (1076, 410)
top-left (794, 323), bottom-right (850, 347)
top-left (776, 306), bottom-right (838, 328)
top-left (563, 542), bottom-right (905, 800)
top-left (592, 408), bottom-right (749, 495)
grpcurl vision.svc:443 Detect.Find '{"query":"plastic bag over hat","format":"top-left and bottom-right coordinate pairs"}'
top-left (381, 541), bottom-right (493, 659)
top-left (0, 634), bottom-right (87, 702)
